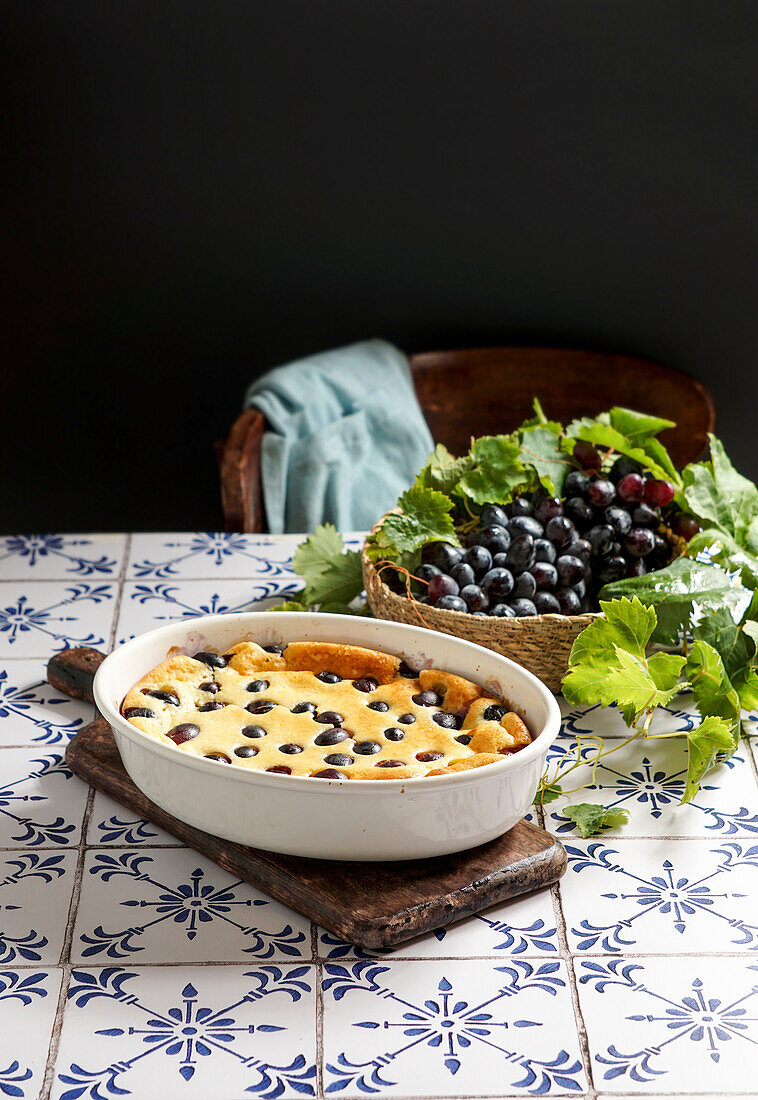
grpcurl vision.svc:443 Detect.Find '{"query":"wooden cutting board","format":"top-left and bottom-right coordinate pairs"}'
top-left (50, 647), bottom-right (566, 950)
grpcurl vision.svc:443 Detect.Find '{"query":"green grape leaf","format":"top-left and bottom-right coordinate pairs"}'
top-left (518, 426), bottom-right (572, 496)
top-left (685, 640), bottom-right (741, 746)
top-left (562, 803), bottom-right (630, 837)
top-left (413, 444), bottom-right (474, 497)
top-left (369, 486), bottom-right (459, 562)
top-left (600, 558), bottom-right (749, 645)
top-left (562, 598), bottom-right (685, 723)
top-left (682, 434), bottom-right (758, 550)
top-left (535, 779), bottom-right (563, 805)
top-left (519, 397), bottom-right (563, 434)
top-left (608, 406), bottom-right (675, 441)
top-left (692, 606), bottom-right (756, 685)
top-left (289, 524), bottom-right (366, 613)
top-left (456, 435), bottom-right (530, 505)
top-left (681, 716), bottom-right (736, 804)
top-left (563, 417), bottom-right (681, 485)
top-left (686, 529), bottom-right (758, 591)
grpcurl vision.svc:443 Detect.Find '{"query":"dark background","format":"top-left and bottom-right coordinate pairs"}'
top-left (2, 1), bottom-right (756, 533)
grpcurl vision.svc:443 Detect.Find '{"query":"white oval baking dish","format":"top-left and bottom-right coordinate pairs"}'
top-left (93, 611), bottom-right (560, 861)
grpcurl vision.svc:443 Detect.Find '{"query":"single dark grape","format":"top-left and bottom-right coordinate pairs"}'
top-left (463, 545), bottom-right (493, 577)
top-left (534, 591), bottom-right (561, 614)
top-left (587, 524), bottom-right (615, 555)
top-left (506, 533), bottom-right (536, 571)
top-left (610, 455), bottom-right (642, 483)
top-left (627, 558), bottom-right (647, 577)
top-left (477, 524), bottom-right (511, 555)
top-left (556, 554), bottom-right (585, 586)
top-left (534, 538), bottom-right (557, 564)
top-left (604, 505), bottom-right (632, 536)
top-left (596, 555), bottom-right (627, 584)
top-left (512, 571), bottom-right (537, 599)
top-left (436, 594), bottom-right (467, 612)
top-left (564, 469), bottom-right (591, 496)
top-left (647, 534), bottom-right (670, 569)
top-left (427, 574), bottom-right (459, 602)
top-left (460, 584), bottom-right (489, 612)
top-left (481, 504), bottom-right (509, 528)
top-left (534, 496), bottom-right (563, 524)
top-left (671, 513), bottom-right (700, 541)
top-left (632, 503), bottom-right (659, 527)
top-left (508, 515), bottom-right (544, 539)
top-left (505, 496), bottom-right (534, 517)
top-left (532, 561), bottom-right (558, 590)
top-left (564, 496), bottom-right (594, 528)
top-left (586, 479), bottom-right (616, 507)
top-left (510, 597), bottom-right (538, 617)
top-left (573, 441), bottom-right (602, 470)
top-left (617, 472), bottom-right (645, 503)
top-left (556, 587), bottom-right (582, 614)
top-left (566, 537), bottom-right (592, 561)
top-left (422, 542), bottom-right (462, 573)
top-left (481, 567), bottom-right (514, 600)
top-left (573, 578), bottom-right (587, 600)
top-left (545, 516), bottom-right (576, 550)
top-left (625, 527), bottom-right (656, 557)
top-left (450, 561), bottom-right (476, 588)
top-left (416, 564), bottom-right (441, 584)
top-left (491, 552), bottom-right (510, 569)
top-left (489, 602), bottom-right (516, 617)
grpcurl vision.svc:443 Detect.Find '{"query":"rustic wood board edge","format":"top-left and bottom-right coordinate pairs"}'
top-left (65, 718), bottom-right (566, 950)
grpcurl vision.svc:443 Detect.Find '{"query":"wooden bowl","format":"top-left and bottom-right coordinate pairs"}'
top-left (362, 545), bottom-right (598, 693)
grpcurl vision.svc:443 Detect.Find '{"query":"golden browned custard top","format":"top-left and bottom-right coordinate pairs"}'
top-left (120, 641), bottom-right (532, 779)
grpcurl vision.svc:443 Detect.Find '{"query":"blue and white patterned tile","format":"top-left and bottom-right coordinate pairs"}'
top-left (577, 955), bottom-right (758, 1092)
top-left (115, 579), bottom-right (301, 644)
top-left (0, 581), bottom-right (116, 657)
top-left (53, 964), bottom-right (317, 1099)
top-left (0, 747), bottom-right (88, 847)
top-left (86, 791), bottom-right (181, 846)
top-left (0, 968), bottom-right (61, 1099)
top-left (560, 695), bottom-right (701, 740)
top-left (127, 531), bottom-right (364, 580)
top-left (545, 736), bottom-right (758, 838)
top-left (561, 838), bottom-right (758, 954)
top-left (0, 850), bottom-right (76, 964)
top-left (319, 887), bottom-right (558, 960)
top-left (0, 660), bottom-right (92, 747)
top-left (0, 533), bottom-right (126, 580)
top-left (71, 847), bottom-right (311, 963)
top-left (322, 958), bottom-right (585, 1096)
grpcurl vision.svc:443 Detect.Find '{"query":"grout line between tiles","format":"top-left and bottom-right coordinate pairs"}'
top-left (312, 922), bottom-right (325, 1097)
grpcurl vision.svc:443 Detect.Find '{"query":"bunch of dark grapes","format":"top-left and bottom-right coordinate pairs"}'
top-left (409, 448), bottom-right (700, 618)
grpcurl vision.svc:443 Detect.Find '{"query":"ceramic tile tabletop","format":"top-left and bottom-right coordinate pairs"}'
top-left (2, 531), bottom-right (758, 1098)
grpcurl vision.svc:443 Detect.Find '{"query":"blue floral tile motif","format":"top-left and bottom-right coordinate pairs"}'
top-left (0, 534), bottom-right (124, 578)
top-left (547, 737), bottom-right (758, 837)
top-left (56, 966), bottom-right (317, 1099)
top-left (322, 959), bottom-right (585, 1095)
top-left (116, 579), bottom-right (300, 644)
top-left (577, 957), bottom-right (758, 1091)
top-left (560, 699), bottom-right (698, 740)
top-left (0, 852), bottom-right (74, 963)
top-left (0, 583), bottom-right (115, 655)
top-left (86, 793), bottom-right (179, 846)
top-left (129, 533), bottom-right (298, 579)
top-left (562, 840), bottom-right (758, 953)
top-left (0, 662), bottom-right (89, 746)
top-left (0, 750), bottom-right (85, 847)
top-left (0, 970), bottom-right (57, 1100)
top-left (72, 850), bottom-right (310, 963)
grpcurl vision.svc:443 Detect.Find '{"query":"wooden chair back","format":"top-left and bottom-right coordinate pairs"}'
top-left (219, 347), bottom-right (715, 533)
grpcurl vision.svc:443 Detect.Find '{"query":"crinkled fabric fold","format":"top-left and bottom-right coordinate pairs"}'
top-left (245, 339), bottom-right (434, 533)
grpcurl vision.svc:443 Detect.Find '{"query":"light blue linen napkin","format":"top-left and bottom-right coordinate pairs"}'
top-left (244, 340), bottom-right (434, 534)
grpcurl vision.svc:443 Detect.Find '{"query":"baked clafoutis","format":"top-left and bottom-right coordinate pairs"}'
top-left (120, 640), bottom-right (532, 779)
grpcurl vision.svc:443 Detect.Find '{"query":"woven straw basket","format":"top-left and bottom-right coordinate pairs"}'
top-left (362, 544), bottom-right (598, 693)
